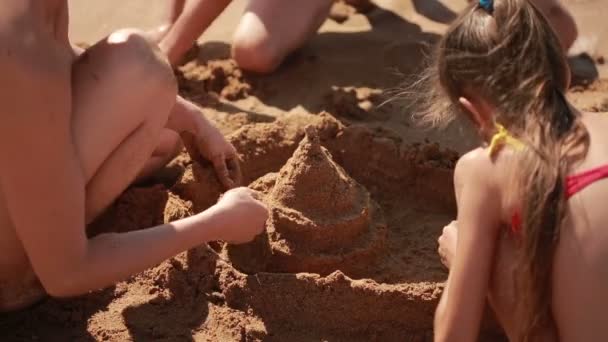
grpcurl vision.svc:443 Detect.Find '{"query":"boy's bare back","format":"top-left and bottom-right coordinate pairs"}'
top-left (0, 0), bottom-right (74, 310)
top-left (0, 0), bottom-right (268, 312)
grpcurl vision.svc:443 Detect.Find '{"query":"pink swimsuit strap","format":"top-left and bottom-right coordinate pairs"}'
top-left (511, 164), bottom-right (608, 234)
top-left (565, 164), bottom-right (608, 199)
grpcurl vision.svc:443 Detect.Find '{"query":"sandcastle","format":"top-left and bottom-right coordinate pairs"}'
top-left (226, 128), bottom-right (387, 276)
top-left (9, 116), bottom-right (492, 341)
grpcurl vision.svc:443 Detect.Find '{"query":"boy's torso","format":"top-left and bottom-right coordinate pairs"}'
top-left (0, 0), bottom-right (72, 312)
top-left (0, 191), bottom-right (46, 312)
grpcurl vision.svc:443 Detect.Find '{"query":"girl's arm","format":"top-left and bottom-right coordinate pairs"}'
top-left (434, 150), bottom-right (502, 341)
top-left (159, 0), bottom-right (232, 65)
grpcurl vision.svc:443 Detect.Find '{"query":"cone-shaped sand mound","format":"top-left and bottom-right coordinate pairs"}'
top-left (227, 128), bottom-right (387, 276)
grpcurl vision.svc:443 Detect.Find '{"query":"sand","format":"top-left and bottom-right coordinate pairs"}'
top-left (2, 0), bottom-right (608, 341)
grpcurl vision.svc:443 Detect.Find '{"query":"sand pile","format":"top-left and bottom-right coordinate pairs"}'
top-left (227, 128), bottom-right (387, 276)
top-left (171, 113), bottom-right (342, 215)
top-left (178, 59), bottom-right (251, 101)
top-left (2, 112), bottom-right (510, 341)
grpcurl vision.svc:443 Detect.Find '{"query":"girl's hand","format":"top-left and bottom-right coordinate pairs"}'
top-left (210, 187), bottom-right (269, 244)
top-left (438, 220), bottom-right (458, 269)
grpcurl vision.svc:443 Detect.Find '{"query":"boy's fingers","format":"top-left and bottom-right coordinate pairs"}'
top-left (181, 132), bottom-right (205, 165)
top-left (212, 156), bottom-right (233, 189)
top-left (227, 157), bottom-right (243, 187)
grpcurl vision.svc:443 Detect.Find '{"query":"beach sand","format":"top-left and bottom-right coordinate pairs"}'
top-left (2, 0), bottom-right (607, 340)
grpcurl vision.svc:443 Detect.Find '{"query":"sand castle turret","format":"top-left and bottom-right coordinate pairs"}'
top-left (228, 128), bottom-right (387, 276)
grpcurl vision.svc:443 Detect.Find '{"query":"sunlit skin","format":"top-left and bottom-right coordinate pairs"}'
top-left (157, 0), bottom-right (370, 71)
top-left (435, 95), bottom-right (608, 341)
top-left (0, 0), bottom-right (268, 311)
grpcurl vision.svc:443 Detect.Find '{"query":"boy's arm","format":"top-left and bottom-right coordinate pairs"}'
top-left (0, 46), bottom-right (228, 297)
top-left (434, 150), bottom-right (502, 342)
top-left (159, 0), bottom-right (232, 65)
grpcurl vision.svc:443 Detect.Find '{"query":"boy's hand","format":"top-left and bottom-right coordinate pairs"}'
top-left (212, 187), bottom-right (269, 244)
top-left (181, 123), bottom-right (242, 189)
top-left (169, 96), bottom-right (242, 188)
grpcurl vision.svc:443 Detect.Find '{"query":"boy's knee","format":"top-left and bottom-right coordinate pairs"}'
top-left (105, 29), bottom-right (177, 92)
top-left (231, 34), bottom-right (283, 74)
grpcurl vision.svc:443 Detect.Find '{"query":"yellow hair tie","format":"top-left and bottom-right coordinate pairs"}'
top-left (489, 123), bottom-right (525, 157)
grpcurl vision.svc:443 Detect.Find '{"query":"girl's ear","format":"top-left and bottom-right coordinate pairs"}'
top-left (459, 96), bottom-right (493, 132)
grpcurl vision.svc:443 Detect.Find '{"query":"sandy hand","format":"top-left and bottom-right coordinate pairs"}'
top-left (212, 188), bottom-right (268, 244)
top-left (438, 220), bottom-right (458, 269)
top-left (183, 126), bottom-right (243, 189)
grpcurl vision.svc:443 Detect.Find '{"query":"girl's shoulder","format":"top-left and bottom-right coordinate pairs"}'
top-left (455, 147), bottom-right (516, 221)
top-left (455, 147), bottom-right (500, 188)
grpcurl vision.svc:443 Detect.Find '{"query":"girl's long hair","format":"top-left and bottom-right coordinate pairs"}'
top-left (412, 0), bottom-right (589, 339)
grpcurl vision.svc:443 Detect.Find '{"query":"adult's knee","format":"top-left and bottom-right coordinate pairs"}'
top-left (531, 0), bottom-right (578, 50)
top-left (231, 33), bottom-right (283, 74)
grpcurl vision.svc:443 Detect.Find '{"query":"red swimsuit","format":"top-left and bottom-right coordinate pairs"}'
top-left (511, 164), bottom-right (608, 233)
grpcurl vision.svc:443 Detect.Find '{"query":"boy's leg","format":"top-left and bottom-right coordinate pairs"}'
top-left (71, 29), bottom-right (179, 223)
top-left (135, 129), bottom-right (183, 182)
top-left (231, 0), bottom-right (333, 73)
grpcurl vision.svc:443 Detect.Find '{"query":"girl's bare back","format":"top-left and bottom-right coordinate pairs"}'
top-left (552, 112), bottom-right (608, 340)
top-left (483, 112), bottom-right (608, 340)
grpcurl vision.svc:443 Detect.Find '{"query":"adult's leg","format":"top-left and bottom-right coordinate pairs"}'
top-left (149, 0), bottom-right (188, 43)
top-left (159, 0), bottom-right (233, 66)
top-left (71, 29), bottom-right (179, 223)
top-left (467, 0), bottom-right (577, 50)
top-left (531, 0), bottom-right (577, 51)
top-left (231, 0), bottom-right (333, 73)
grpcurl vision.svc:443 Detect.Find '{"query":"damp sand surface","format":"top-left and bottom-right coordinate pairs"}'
top-left (3, 0), bottom-right (608, 341)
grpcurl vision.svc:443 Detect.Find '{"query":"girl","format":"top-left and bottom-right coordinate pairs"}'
top-left (418, 0), bottom-right (608, 340)
top-left (0, 0), bottom-right (267, 311)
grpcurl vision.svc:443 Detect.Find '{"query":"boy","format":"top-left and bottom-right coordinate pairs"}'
top-left (0, 0), bottom-right (267, 311)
